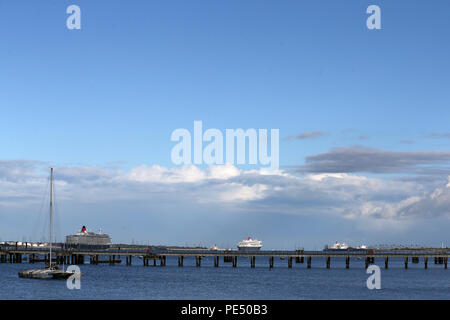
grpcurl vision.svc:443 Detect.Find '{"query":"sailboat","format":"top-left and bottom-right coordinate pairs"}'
top-left (18, 168), bottom-right (75, 280)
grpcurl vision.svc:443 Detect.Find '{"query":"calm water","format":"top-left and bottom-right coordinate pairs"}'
top-left (1, 256), bottom-right (448, 299)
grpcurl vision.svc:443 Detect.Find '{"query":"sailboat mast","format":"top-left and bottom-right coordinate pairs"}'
top-left (49, 168), bottom-right (53, 267)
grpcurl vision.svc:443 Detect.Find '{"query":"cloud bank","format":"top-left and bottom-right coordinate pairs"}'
top-left (283, 131), bottom-right (329, 141)
top-left (1, 159), bottom-right (449, 229)
top-left (296, 146), bottom-right (450, 175)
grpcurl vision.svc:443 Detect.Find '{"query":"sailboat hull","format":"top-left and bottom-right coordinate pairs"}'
top-left (18, 269), bottom-right (75, 280)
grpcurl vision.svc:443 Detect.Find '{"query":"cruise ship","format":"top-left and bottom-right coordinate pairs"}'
top-left (65, 226), bottom-right (111, 248)
top-left (324, 241), bottom-right (369, 251)
top-left (237, 237), bottom-right (262, 252)
top-left (323, 241), bottom-right (349, 251)
top-left (330, 241), bottom-right (349, 250)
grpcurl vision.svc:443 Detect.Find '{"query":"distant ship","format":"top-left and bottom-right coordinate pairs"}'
top-left (330, 241), bottom-right (349, 250)
top-left (66, 226), bottom-right (111, 246)
top-left (237, 237), bottom-right (262, 252)
top-left (323, 241), bottom-right (349, 251)
top-left (324, 242), bottom-right (368, 251)
top-left (209, 244), bottom-right (220, 251)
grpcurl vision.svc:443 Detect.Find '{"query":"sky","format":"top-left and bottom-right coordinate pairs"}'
top-left (0, 0), bottom-right (449, 249)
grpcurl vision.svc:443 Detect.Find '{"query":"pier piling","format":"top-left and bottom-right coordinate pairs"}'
top-left (269, 256), bottom-right (274, 269)
top-left (250, 256), bottom-right (256, 268)
top-left (385, 257), bottom-right (389, 269)
top-left (288, 257), bottom-right (293, 268)
top-left (195, 256), bottom-right (201, 267)
top-left (326, 256), bottom-right (330, 269)
top-left (434, 257), bottom-right (444, 264)
top-left (346, 256), bottom-right (350, 269)
top-left (424, 257), bottom-right (428, 269)
top-left (404, 257), bottom-right (408, 269)
top-left (214, 256), bottom-right (219, 268)
top-left (232, 256), bottom-right (237, 268)
top-left (307, 256), bottom-right (311, 269)
top-left (71, 254), bottom-right (84, 265)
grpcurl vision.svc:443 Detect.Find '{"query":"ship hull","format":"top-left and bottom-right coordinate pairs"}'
top-left (237, 247), bottom-right (262, 252)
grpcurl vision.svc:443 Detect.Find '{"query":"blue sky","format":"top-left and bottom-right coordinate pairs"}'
top-left (1, 1), bottom-right (449, 248)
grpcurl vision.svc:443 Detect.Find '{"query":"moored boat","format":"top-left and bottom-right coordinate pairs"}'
top-left (18, 168), bottom-right (77, 280)
top-left (19, 265), bottom-right (74, 280)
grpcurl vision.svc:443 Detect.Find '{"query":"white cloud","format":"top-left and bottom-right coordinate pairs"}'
top-left (127, 163), bottom-right (241, 183)
top-left (207, 164), bottom-right (241, 180)
top-left (307, 173), bottom-right (350, 181)
top-left (213, 183), bottom-right (268, 202)
top-left (127, 164), bottom-right (206, 183)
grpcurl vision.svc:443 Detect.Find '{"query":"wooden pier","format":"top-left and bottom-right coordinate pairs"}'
top-left (1, 244), bottom-right (448, 270)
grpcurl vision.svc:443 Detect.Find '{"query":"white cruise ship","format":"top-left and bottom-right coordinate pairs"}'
top-left (324, 242), bottom-right (369, 251)
top-left (328, 241), bottom-right (349, 250)
top-left (65, 226), bottom-right (111, 246)
top-left (237, 237), bottom-right (262, 252)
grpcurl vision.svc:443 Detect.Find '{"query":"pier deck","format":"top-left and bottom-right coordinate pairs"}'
top-left (1, 244), bottom-right (448, 269)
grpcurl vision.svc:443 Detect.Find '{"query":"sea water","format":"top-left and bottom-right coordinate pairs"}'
top-left (0, 256), bottom-right (448, 299)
